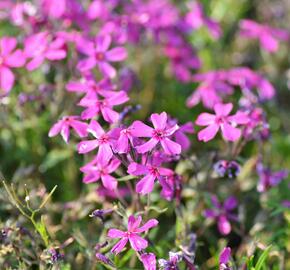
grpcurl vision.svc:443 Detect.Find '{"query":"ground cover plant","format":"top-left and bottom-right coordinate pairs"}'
top-left (0, 0), bottom-right (290, 269)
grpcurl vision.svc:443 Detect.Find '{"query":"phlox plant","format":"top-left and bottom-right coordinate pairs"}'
top-left (0, 0), bottom-right (289, 270)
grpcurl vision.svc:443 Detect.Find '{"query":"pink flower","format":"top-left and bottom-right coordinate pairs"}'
top-left (239, 19), bottom-right (290, 53)
top-left (204, 196), bottom-right (238, 235)
top-left (80, 157), bottom-right (120, 190)
top-left (0, 37), bottom-right (25, 95)
top-left (128, 161), bottom-right (174, 195)
top-left (219, 247), bottom-right (231, 270)
top-left (41, 0), bottom-right (66, 19)
top-left (196, 103), bottom-right (249, 142)
top-left (24, 32), bottom-right (66, 71)
top-left (78, 90), bottom-right (129, 123)
top-left (77, 34), bottom-right (127, 78)
top-left (185, 2), bottom-right (222, 39)
top-left (48, 116), bottom-right (88, 143)
top-left (114, 126), bottom-right (135, 154)
top-left (130, 112), bottom-right (181, 155)
top-left (171, 121), bottom-right (194, 151)
top-left (107, 215), bottom-right (158, 254)
top-left (77, 120), bottom-right (119, 162)
top-left (141, 253), bottom-right (156, 270)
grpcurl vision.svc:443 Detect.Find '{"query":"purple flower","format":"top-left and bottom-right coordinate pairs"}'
top-left (77, 120), bottom-right (119, 162)
top-left (24, 32), bottom-right (66, 71)
top-left (239, 19), bottom-right (290, 53)
top-left (256, 163), bottom-right (288, 192)
top-left (214, 160), bottom-right (240, 179)
top-left (158, 251), bottom-right (182, 270)
top-left (77, 34), bottom-right (127, 78)
top-left (204, 196), bottom-right (238, 235)
top-left (80, 158), bottom-right (120, 190)
top-left (95, 253), bottom-right (114, 267)
top-left (0, 37), bottom-right (25, 95)
top-left (107, 215), bottom-right (158, 254)
top-left (196, 103), bottom-right (249, 142)
top-left (141, 253), bottom-right (156, 270)
top-left (219, 247), bottom-right (232, 270)
top-left (130, 112), bottom-right (181, 155)
top-left (128, 160), bottom-right (174, 195)
top-left (89, 209), bottom-right (113, 222)
top-left (48, 116), bottom-right (88, 143)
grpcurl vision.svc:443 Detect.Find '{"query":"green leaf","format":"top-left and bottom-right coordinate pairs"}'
top-left (255, 245), bottom-right (272, 270)
top-left (35, 216), bottom-right (50, 247)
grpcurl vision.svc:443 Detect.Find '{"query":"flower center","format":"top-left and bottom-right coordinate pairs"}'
top-left (96, 52), bottom-right (105, 61)
top-left (149, 166), bottom-right (159, 177)
top-left (215, 116), bottom-right (226, 125)
top-left (152, 129), bottom-right (165, 140)
top-left (99, 134), bottom-right (109, 144)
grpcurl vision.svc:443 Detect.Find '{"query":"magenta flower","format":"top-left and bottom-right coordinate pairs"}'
top-left (204, 196), bottom-right (238, 235)
top-left (185, 2), bottom-right (222, 39)
top-left (80, 157), bottom-right (120, 190)
top-left (66, 77), bottom-right (115, 98)
top-left (172, 121), bottom-right (194, 151)
top-left (219, 247), bottom-right (232, 270)
top-left (24, 32), bottom-right (67, 71)
top-left (141, 253), bottom-right (156, 270)
top-left (77, 34), bottom-right (127, 78)
top-left (130, 112), bottom-right (181, 155)
top-left (0, 37), bottom-right (25, 95)
top-left (256, 163), bottom-right (288, 192)
top-left (239, 19), bottom-right (289, 53)
top-left (78, 90), bottom-right (129, 123)
top-left (128, 161), bottom-right (173, 195)
top-left (77, 120), bottom-right (119, 162)
top-left (196, 103), bottom-right (249, 142)
top-left (48, 116), bottom-right (88, 143)
top-left (41, 0), bottom-right (66, 19)
top-left (107, 215), bottom-right (158, 254)
top-left (114, 126), bottom-right (135, 154)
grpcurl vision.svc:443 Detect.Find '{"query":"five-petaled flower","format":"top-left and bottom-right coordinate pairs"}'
top-left (195, 103), bottom-right (248, 142)
top-left (107, 215), bottom-right (158, 254)
top-left (77, 34), bottom-right (127, 78)
top-left (130, 112), bottom-right (181, 155)
top-left (204, 195), bottom-right (238, 235)
top-left (48, 116), bottom-right (88, 143)
top-left (77, 120), bottom-right (119, 162)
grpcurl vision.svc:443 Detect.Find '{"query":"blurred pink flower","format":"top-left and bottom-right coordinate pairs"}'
top-left (48, 116), bottom-right (88, 143)
top-left (24, 32), bottom-right (66, 71)
top-left (77, 34), bottom-right (127, 78)
top-left (0, 37), bottom-right (25, 95)
top-left (141, 253), bottom-right (156, 270)
top-left (107, 215), bottom-right (158, 254)
top-left (239, 19), bottom-right (290, 53)
top-left (219, 247), bottom-right (232, 270)
top-left (196, 103), bottom-right (249, 142)
top-left (185, 1), bottom-right (222, 39)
